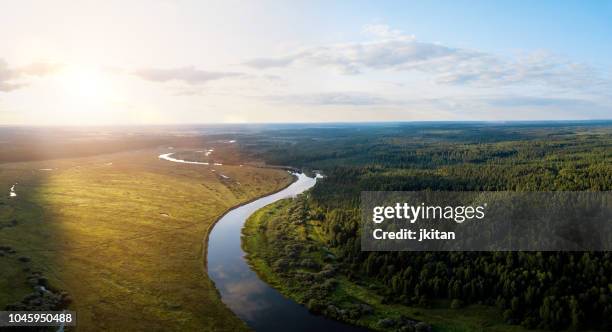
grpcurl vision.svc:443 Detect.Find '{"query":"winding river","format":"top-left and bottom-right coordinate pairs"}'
top-left (207, 173), bottom-right (367, 331)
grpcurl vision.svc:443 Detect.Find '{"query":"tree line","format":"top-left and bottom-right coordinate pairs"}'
top-left (241, 123), bottom-right (612, 330)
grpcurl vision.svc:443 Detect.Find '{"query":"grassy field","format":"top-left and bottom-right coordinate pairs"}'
top-left (242, 199), bottom-right (541, 332)
top-left (0, 147), bottom-right (293, 331)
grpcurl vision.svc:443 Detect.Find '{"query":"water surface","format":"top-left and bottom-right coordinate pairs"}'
top-left (207, 173), bottom-right (366, 331)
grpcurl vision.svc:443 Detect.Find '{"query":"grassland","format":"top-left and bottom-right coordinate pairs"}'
top-left (242, 199), bottom-right (540, 332)
top-left (0, 146), bottom-right (293, 331)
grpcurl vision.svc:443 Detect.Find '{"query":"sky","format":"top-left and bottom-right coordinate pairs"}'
top-left (0, 0), bottom-right (611, 125)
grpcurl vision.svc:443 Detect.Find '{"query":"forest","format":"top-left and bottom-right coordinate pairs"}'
top-left (239, 122), bottom-right (612, 331)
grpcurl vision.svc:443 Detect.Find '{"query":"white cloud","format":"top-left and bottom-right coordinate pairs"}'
top-left (133, 66), bottom-right (242, 84)
top-left (264, 90), bottom-right (611, 119)
top-left (362, 24), bottom-right (414, 41)
top-left (243, 25), bottom-right (610, 94)
top-left (243, 54), bottom-right (302, 69)
top-left (244, 38), bottom-right (459, 75)
top-left (268, 92), bottom-right (392, 106)
top-left (0, 59), bottom-right (62, 92)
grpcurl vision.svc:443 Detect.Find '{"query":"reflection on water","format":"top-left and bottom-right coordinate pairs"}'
top-left (158, 152), bottom-right (210, 165)
top-left (207, 173), bottom-right (367, 331)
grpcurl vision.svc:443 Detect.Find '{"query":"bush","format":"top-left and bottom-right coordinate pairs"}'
top-left (306, 299), bottom-right (325, 314)
top-left (450, 299), bottom-right (463, 309)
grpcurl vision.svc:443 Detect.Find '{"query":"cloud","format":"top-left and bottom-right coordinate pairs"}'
top-left (242, 26), bottom-right (469, 74)
top-left (245, 39), bottom-right (459, 75)
top-left (0, 62), bottom-right (25, 91)
top-left (485, 96), bottom-right (602, 108)
top-left (267, 91), bottom-right (611, 119)
top-left (243, 25), bottom-right (610, 92)
top-left (0, 59), bottom-right (62, 92)
top-left (268, 92), bottom-right (393, 106)
top-left (480, 95), bottom-right (612, 119)
top-left (133, 66), bottom-right (242, 84)
top-left (432, 51), bottom-right (609, 92)
top-left (243, 54), bottom-right (302, 69)
top-left (16, 62), bottom-right (63, 76)
top-left (362, 24), bottom-right (415, 41)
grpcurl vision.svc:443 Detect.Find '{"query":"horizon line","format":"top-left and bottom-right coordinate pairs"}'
top-left (1, 119), bottom-right (612, 128)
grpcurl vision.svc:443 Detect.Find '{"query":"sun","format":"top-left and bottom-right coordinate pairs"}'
top-left (56, 65), bottom-right (114, 103)
top-left (48, 64), bottom-right (123, 124)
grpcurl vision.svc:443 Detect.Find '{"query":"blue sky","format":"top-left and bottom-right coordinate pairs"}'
top-left (333, 1), bottom-right (612, 65)
top-left (0, 0), bottom-right (610, 124)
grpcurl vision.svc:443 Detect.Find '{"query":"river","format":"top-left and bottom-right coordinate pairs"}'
top-left (206, 173), bottom-right (367, 331)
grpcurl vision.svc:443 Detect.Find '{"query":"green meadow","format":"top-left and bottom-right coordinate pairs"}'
top-left (0, 147), bottom-right (292, 331)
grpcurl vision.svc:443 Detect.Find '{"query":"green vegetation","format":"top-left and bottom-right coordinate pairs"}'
top-left (244, 198), bottom-right (539, 331)
top-left (1, 145), bottom-right (293, 331)
top-left (2, 122), bottom-right (611, 331)
top-left (240, 122), bottom-right (612, 331)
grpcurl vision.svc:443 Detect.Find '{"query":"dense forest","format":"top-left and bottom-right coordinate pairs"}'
top-left (239, 122), bottom-right (612, 331)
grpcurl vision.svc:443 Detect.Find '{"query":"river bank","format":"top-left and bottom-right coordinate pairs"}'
top-left (206, 173), bottom-right (366, 331)
top-left (242, 198), bottom-right (536, 332)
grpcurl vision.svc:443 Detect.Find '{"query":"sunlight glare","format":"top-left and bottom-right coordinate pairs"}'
top-left (57, 65), bottom-right (114, 104)
top-left (46, 64), bottom-right (126, 124)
